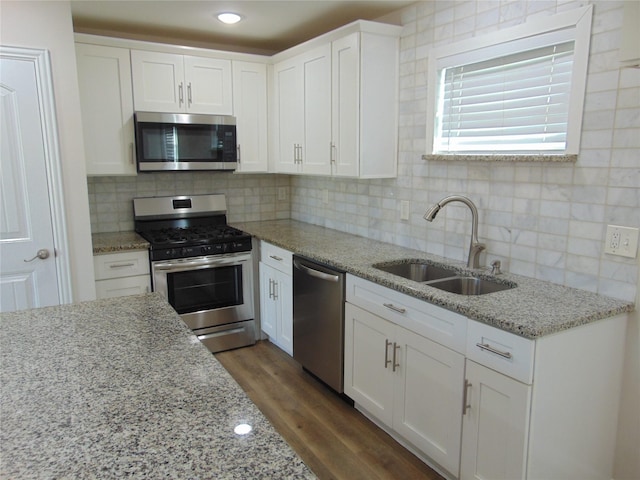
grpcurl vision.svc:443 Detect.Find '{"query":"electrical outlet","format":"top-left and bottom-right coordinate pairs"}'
top-left (400, 200), bottom-right (410, 221)
top-left (322, 189), bottom-right (329, 204)
top-left (604, 225), bottom-right (639, 258)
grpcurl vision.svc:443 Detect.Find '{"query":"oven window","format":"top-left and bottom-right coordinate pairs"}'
top-left (167, 265), bottom-right (243, 314)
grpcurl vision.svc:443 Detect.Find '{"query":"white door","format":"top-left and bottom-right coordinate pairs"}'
top-left (232, 61), bottom-right (268, 173)
top-left (184, 56), bottom-right (232, 114)
top-left (460, 360), bottom-right (531, 480)
top-left (274, 268), bottom-right (293, 356)
top-left (273, 58), bottom-right (303, 173)
top-left (0, 47), bottom-right (69, 312)
top-left (343, 302), bottom-right (395, 425)
top-left (332, 32), bottom-right (360, 177)
top-left (75, 43), bottom-right (136, 176)
top-left (130, 50), bottom-right (184, 112)
top-left (259, 262), bottom-right (277, 339)
top-left (300, 44), bottom-right (332, 175)
top-left (393, 326), bottom-right (465, 477)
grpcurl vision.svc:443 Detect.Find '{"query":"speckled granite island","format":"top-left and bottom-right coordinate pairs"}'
top-left (232, 219), bottom-right (634, 338)
top-left (0, 293), bottom-right (314, 479)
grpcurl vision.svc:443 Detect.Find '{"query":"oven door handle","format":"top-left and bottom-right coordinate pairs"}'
top-left (154, 255), bottom-right (250, 272)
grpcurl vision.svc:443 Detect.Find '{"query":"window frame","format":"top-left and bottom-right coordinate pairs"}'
top-left (425, 5), bottom-right (593, 159)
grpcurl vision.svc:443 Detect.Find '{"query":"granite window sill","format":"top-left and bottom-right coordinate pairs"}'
top-left (422, 154), bottom-right (578, 163)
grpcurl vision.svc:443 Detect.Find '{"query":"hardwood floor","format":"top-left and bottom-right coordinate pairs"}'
top-left (215, 341), bottom-right (445, 480)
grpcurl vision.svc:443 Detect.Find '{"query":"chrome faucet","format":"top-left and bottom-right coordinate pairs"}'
top-left (424, 195), bottom-right (486, 269)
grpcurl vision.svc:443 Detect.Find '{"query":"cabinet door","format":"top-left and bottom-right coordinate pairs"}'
top-left (393, 326), bottom-right (465, 477)
top-left (232, 61), bottom-right (268, 172)
top-left (76, 44), bottom-right (136, 175)
top-left (344, 302), bottom-right (395, 425)
top-left (272, 58), bottom-right (303, 173)
top-left (300, 44), bottom-right (332, 175)
top-left (331, 32), bottom-right (360, 177)
top-left (460, 360), bottom-right (531, 480)
top-left (259, 262), bottom-right (277, 339)
top-left (131, 50), bottom-right (184, 112)
top-left (184, 56), bottom-right (232, 114)
top-left (274, 268), bottom-right (293, 356)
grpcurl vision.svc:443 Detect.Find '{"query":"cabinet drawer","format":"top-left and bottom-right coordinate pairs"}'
top-left (466, 319), bottom-right (535, 384)
top-left (346, 275), bottom-right (467, 353)
top-left (95, 275), bottom-right (150, 299)
top-left (94, 250), bottom-right (150, 280)
top-left (260, 241), bottom-right (292, 275)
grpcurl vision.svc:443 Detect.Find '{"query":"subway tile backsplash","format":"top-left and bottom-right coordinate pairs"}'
top-left (87, 172), bottom-right (290, 233)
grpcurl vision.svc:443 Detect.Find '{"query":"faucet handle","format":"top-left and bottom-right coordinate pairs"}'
top-left (490, 260), bottom-right (502, 275)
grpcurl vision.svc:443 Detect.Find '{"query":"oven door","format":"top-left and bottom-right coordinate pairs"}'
top-left (151, 252), bottom-right (254, 331)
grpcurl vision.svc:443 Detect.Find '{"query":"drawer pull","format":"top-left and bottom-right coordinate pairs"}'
top-left (269, 255), bottom-right (283, 262)
top-left (384, 339), bottom-right (392, 369)
top-left (476, 342), bottom-right (513, 359)
top-left (392, 342), bottom-right (400, 372)
top-left (109, 263), bottom-right (135, 268)
top-left (383, 303), bottom-right (406, 314)
top-left (462, 379), bottom-right (472, 415)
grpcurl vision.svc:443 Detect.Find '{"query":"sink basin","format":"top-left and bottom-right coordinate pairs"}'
top-left (373, 261), bottom-right (458, 283)
top-left (428, 276), bottom-right (515, 295)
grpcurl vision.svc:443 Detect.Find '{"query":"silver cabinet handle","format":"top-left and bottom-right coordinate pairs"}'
top-left (476, 342), bottom-right (513, 359)
top-left (187, 82), bottom-right (192, 106)
top-left (384, 339), bottom-right (392, 369)
top-left (392, 342), bottom-right (400, 372)
top-left (273, 280), bottom-right (278, 300)
top-left (383, 303), bottom-right (406, 314)
top-left (269, 255), bottom-right (283, 262)
top-left (109, 263), bottom-right (135, 268)
top-left (462, 379), bottom-right (472, 415)
top-left (23, 249), bottom-right (50, 262)
top-left (268, 278), bottom-right (274, 299)
top-left (178, 82), bottom-right (184, 106)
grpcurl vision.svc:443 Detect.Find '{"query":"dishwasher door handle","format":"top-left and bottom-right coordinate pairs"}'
top-left (294, 259), bottom-right (340, 282)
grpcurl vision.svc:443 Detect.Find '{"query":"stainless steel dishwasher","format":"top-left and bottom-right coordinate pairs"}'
top-left (293, 255), bottom-right (345, 393)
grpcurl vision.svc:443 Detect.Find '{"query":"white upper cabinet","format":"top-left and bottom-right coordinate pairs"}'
top-left (332, 32), bottom-right (399, 178)
top-left (75, 43), bottom-right (136, 176)
top-left (272, 44), bottom-right (332, 175)
top-left (271, 21), bottom-right (400, 178)
top-left (232, 61), bottom-right (268, 173)
top-left (131, 50), bottom-right (233, 114)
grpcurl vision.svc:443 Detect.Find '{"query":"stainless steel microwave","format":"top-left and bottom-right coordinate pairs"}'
top-left (134, 112), bottom-right (237, 172)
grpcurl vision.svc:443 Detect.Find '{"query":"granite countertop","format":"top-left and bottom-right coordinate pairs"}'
top-left (232, 219), bottom-right (634, 339)
top-left (0, 293), bottom-right (314, 479)
top-left (92, 231), bottom-right (149, 254)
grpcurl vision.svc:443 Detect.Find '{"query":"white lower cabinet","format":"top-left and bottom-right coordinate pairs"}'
top-left (94, 250), bottom-right (150, 299)
top-left (460, 360), bottom-right (531, 480)
top-left (345, 274), bottom-right (628, 480)
top-left (259, 242), bottom-right (293, 355)
top-left (344, 275), bottom-right (467, 477)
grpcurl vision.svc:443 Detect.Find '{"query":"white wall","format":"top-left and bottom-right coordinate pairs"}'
top-left (0, 1), bottom-right (96, 302)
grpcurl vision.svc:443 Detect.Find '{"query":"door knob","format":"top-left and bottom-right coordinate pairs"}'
top-left (23, 249), bottom-right (50, 262)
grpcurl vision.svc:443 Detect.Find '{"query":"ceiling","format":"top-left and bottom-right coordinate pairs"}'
top-left (71, 1), bottom-right (416, 55)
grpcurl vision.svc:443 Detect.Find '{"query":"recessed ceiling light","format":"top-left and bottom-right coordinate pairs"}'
top-left (217, 12), bottom-right (242, 25)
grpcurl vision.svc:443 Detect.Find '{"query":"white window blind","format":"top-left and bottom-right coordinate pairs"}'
top-left (434, 41), bottom-right (575, 154)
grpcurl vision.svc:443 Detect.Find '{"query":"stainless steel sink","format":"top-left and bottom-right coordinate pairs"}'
top-left (373, 261), bottom-right (458, 283)
top-left (427, 276), bottom-right (515, 295)
top-left (373, 259), bottom-right (516, 295)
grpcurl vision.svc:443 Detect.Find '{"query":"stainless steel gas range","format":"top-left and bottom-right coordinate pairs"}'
top-left (134, 194), bottom-right (255, 353)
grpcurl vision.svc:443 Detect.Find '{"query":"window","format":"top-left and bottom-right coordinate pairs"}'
top-left (425, 6), bottom-right (592, 159)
